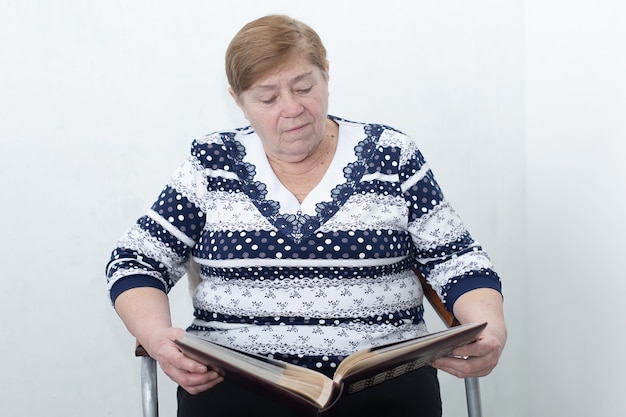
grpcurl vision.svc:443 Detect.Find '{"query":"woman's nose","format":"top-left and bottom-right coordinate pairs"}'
top-left (280, 93), bottom-right (304, 117)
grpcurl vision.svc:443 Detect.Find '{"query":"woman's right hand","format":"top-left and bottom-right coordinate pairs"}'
top-left (114, 287), bottom-right (223, 394)
top-left (144, 326), bottom-right (224, 394)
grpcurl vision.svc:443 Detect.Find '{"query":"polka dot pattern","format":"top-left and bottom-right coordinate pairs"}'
top-left (151, 186), bottom-right (204, 242)
top-left (194, 229), bottom-right (414, 261)
top-left (137, 215), bottom-right (188, 256)
top-left (107, 115), bottom-right (501, 371)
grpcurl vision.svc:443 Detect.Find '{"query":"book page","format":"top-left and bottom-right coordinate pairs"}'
top-left (333, 323), bottom-right (486, 385)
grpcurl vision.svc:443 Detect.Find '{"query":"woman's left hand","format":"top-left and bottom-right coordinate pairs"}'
top-left (431, 324), bottom-right (506, 378)
top-left (431, 288), bottom-right (507, 378)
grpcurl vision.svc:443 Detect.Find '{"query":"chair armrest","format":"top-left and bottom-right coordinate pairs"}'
top-left (414, 269), bottom-right (460, 328)
top-left (135, 341), bottom-right (150, 357)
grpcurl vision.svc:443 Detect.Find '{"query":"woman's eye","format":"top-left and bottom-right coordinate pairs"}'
top-left (295, 87), bottom-right (312, 95)
top-left (260, 96), bottom-right (277, 104)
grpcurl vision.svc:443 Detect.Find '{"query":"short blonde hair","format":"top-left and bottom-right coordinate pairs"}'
top-left (225, 15), bottom-right (328, 96)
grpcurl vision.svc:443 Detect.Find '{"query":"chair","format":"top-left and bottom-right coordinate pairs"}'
top-left (415, 271), bottom-right (483, 417)
top-left (135, 343), bottom-right (159, 417)
top-left (135, 270), bottom-right (483, 417)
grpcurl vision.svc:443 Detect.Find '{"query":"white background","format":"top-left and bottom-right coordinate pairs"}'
top-left (0, 1), bottom-right (624, 416)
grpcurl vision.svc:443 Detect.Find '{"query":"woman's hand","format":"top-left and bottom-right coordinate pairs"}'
top-left (144, 326), bottom-right (224, 394)
top-left (114, 288), bottom-right (223, 394)
top-left (432, 288), bottom-right (507, 378)
top-left (431, 324), bottom-right (506, 378)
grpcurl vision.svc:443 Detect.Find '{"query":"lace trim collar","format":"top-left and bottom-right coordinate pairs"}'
top-left (223, 116), bottom-right (383, 243)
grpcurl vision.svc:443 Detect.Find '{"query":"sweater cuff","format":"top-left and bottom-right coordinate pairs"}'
top-left (443, 272), bottom-right (502, 312)
top-left (110, 275), bottom-right (167, 304)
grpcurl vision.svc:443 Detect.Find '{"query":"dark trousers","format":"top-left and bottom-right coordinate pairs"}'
top-left (177, 366), bottom-right (442, 417)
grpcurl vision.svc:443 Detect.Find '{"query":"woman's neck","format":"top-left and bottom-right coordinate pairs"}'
top-left (268, 119), bottom-right (339, 203)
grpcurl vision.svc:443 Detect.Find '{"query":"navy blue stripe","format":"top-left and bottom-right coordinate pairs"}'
top-left (200, 258), bottom-right (417, 281)
top-left (109, 275), bottom-right (166, 304)
top-left (194, 229), bottom-right (415, 261)
top-left (442, 269), bottom-right (502, 310)
top-left (192, 305), bottom-right (424, 327)
top-left (150, 186), bottom-right (204, 242)
top-left (414, 235), bottom-right (477, 266)
top-left (137, 215), bottom-right (191, 256)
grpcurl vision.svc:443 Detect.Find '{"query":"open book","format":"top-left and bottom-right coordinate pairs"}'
top-left (175, 322), bottom-right (487, 414)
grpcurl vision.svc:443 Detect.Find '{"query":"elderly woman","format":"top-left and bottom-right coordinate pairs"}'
top-left (107, 14), bottom-right (506, 417)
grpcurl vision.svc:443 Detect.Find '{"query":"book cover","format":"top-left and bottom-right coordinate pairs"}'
top-left (175, 322), bottom-right (487, 413)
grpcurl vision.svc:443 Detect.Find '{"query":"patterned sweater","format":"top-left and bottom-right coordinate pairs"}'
top-left (106, 115), bottom-right (501, 376)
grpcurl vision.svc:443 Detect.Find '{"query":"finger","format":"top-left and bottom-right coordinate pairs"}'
top-left (159, 355), bottom-right (208, 380)
top-left (451, 344), bottom-right (483, 359)
top-left (163, 363), bottom-right (222, 389)
top-left (433, 355), bottom-right (469, 377)
top-left (182, 375), bottom-right (224, 395)
top-left (432, 355), bottom-right (493, 378)
top-left (172, 350), bottom-right (209, 374)
top-left (178, 369), bottom-right (221, 386)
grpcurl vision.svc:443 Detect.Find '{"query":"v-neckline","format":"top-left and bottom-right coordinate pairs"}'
top-left (225, 116), bottom-right (373, 243)
top-left (247, 124), bottom-right (353, 216)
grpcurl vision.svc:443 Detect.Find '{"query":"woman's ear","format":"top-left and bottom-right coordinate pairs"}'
top-left (228, 87), bottom-right (241, 107)
top-left (229, 87), bottom-right (248, 120)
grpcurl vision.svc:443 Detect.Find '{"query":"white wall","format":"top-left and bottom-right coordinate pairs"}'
top-left (525, 1), bottom-right (626, 416)
top-left (5, 1), bottom-right (621, 416)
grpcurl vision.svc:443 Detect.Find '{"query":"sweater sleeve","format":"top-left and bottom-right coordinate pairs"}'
top-left (399, 136), bottom-right (502, 312)
top-left (105, 147), bottom-right (209, 304)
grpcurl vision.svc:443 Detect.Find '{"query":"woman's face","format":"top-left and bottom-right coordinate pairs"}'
top-left (231, 56), bottom-right (330, 163)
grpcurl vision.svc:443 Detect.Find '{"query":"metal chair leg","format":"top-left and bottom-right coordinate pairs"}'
top-left (465, 377), bottom-right (482, 417)
top-left (140, 355), bottom-right (159, 417)
top-left (415, 271), bottom-right (484, 417)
